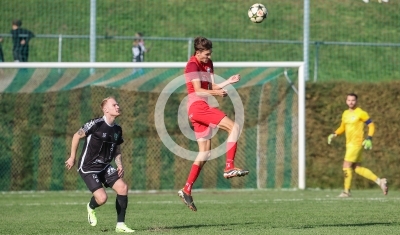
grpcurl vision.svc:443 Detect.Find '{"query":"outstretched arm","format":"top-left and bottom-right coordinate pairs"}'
top-left (65, 128), bottom-right (86, 170)
top-left (334, 121), bottom-right (345, 136)
top-left (328, 121), bottom-right (345, 144)
top-left (212, 74), bottom-right (241, 90)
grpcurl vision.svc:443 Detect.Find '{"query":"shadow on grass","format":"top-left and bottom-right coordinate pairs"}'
top-left (293, 222), bottom-right (396, 229)
top-left (147, 222), bottom-right (256, 231)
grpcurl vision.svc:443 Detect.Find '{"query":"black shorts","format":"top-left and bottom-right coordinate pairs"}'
top-left (79, 165), bottom-right (120, 193)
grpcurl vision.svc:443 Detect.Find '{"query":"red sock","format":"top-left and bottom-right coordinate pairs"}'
top-left (183, 164), bottom-right (201, 195)
top-left (225, 142), bottom-right (237, 170)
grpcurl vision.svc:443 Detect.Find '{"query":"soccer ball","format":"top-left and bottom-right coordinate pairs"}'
top-left (248, 3), bottom-right (268, 23)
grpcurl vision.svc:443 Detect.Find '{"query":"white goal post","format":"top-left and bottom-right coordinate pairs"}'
top-left (0, 61), bottom-right (306, 189)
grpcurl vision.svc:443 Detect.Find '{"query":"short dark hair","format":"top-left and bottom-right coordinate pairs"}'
top-left (193, 36), bottom-right (212, 53)
top-left (136, 32), bottom-right (143, 37)
top-left (347, 93), bottom-right (358, 100)
top-left (12, 19), bottom-right (22, 27)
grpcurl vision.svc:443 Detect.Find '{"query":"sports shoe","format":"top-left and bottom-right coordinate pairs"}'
top-left (87, 203), bottom-right (97, 226)
top-left (380, 178), bottom-right (388, 195)
top-left (363, 0), bottom-right (369, 3)
top-left (338, 192), bottom-right (351, 198)
top-left (223, 168), bottom-right (249, 179)
top-left (178, 189), bottom-right (197, 212)
top-left (115, 223), bottom-right (135, 233)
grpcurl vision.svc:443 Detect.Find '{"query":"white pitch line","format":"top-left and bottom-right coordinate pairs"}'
top-left (1, 197), bottom-right (400, 207)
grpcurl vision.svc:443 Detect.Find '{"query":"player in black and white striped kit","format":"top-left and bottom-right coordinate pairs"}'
top-left (65, 96), bottom-right (135, 233)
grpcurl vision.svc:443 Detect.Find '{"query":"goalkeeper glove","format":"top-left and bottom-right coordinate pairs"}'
top-left (362, 136), bottom-right (372, 150)
top-left (327, 133), bottom-right (336, 144)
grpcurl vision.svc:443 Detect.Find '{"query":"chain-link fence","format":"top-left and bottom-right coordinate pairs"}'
top-left (0, 67), bottom-right (298, 191)
top-left (0, 0), bottom-right (398, 191)
top-left (0, 1), bottom-right (398, 81)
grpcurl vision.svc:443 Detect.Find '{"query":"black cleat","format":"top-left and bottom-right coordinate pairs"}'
top-left (178, 189), bottom-right (197, 212)
top-left (223, 168), bottom-right (249, 179)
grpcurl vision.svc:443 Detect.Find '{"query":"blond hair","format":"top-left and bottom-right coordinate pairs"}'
top-left (101, 96), bottom-right (115, 109)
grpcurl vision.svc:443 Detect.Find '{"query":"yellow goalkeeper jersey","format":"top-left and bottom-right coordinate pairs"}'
top-left (336, 107), bottom-right (371, 147)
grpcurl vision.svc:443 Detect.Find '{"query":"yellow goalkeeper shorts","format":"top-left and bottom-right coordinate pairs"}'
top-left (344, 146), bottom-right (363, 163)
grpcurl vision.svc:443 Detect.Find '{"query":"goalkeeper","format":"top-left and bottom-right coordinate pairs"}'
top-left (327, 93), bottom-right (388, 197)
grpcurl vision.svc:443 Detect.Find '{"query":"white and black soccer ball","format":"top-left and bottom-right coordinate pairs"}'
top-left (248, 3), bottom-right (268, 23)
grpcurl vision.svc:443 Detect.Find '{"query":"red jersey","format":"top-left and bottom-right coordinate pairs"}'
top-left (184, 56), bottom-right (214, 105)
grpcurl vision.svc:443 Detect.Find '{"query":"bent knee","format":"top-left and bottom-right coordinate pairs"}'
top-left (207, 151), bottom-right (211, 158)
top-left (96, 194), bottom-right (108, 205)
top-left (115, 181), bottom-right (129, 195)
top-left (232, 122), bottom-right (240, 131)
top-left (196, 151), bottom-right (211, 162)
top-left (121, 183), bottom-right (128, 193)
top-left (226, 122), bottom-right (240, 134)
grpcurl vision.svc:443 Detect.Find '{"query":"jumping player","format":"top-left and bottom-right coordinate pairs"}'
top-left (178, 36), bottom-right (249, 211)
top-left (328, 93), bottom-right (388, 197)
top-left (65, 97), bottom-right (135, 233)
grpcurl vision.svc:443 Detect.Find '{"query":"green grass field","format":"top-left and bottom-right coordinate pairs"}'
top-left (1, 189), bottom-right (399, 234)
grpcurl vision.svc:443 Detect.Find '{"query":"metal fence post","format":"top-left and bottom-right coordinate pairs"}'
top-left (187, 38), bottom-right (192, 60)
top-left (303, 0), bottom-right (310, 82)
top-left (313, 41), bottom-right (321, 82)
top-left (90, 0), bottom-right (96, 74)
top-left (58, 34), bottom-right (62, 74)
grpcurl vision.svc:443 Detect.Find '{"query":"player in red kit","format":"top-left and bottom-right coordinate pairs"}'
top-left (178, 36), bottom-right (249, 211)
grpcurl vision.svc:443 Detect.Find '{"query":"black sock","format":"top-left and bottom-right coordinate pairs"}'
top-left (89, 196), bottom-right (100, 209)
top-left (116, 195), bottom-right (128, 222)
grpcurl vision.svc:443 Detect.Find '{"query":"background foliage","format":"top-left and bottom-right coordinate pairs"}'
top-left (306, 81), bottom-right (400, 189)
top-left (0, 0), bottom-right (399, 191)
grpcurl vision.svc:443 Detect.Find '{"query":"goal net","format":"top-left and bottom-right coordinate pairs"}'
top-left (0, 62), bottom-right (305, 191)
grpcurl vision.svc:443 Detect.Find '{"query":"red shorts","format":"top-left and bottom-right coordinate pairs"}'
top-left (188, 101), bottom-right (226, 139)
